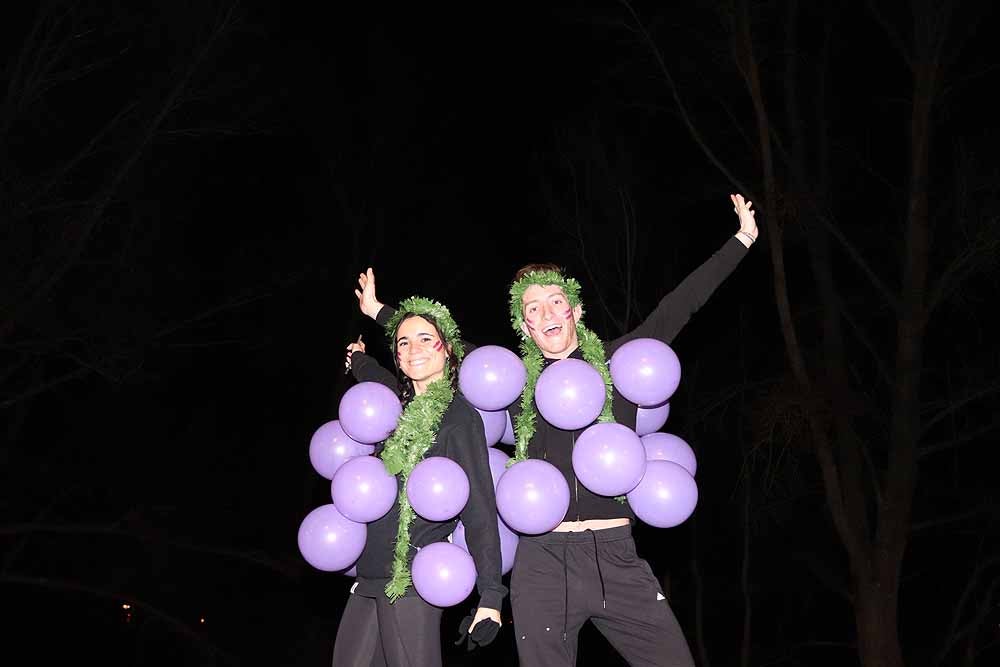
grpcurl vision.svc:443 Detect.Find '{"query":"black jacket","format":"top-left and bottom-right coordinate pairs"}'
top-left (347, 354), bottom-right (507, 610)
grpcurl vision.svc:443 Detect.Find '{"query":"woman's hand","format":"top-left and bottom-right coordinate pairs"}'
top-left (354, 268), bottom-right (384, 320)
top-left (344, 337), bottom-right (365, 372)
top-left (468, 606), bottom-right (501, 633)
top-left (455, 606), bottom-right (502, 650)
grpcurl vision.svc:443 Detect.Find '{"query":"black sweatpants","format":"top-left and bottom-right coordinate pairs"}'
top-left (331, 587), bottom-right (443, 667)
top-left (510, 524), bottom-right (695, 666)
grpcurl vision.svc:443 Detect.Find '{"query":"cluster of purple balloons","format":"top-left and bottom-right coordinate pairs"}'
top-left (558, 339), bottom-right (697, 527)
top-left (517, 337), bottom-right (697, 528)
top-left (300, 337), bottom-right (695, 601)
top-left (300, 374), bottom-right (513, 607)
top-left (458, 339), bottom-right (698, 532)
top-left (299, 382), bottom-right (405, 576)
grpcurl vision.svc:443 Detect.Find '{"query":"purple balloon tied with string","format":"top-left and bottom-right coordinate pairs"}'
top-left (626, 460), bottom-right (698, 528)
top-left (534, 358), bottom-right (607, 431)
top-left (338, 382), bottom-right (402, 444)
top-left (477, 408), bottom-right (507, 447)
top-left (458, 345), bottom-right (527, 411)
top-left (297, 504), bottom-right (367, 572)
top-left (610, 338), bottom-right (681, 407)
top-left (452, 518), bottom-right (519, 575)
top-left (406, 456), bottom-right (470, 521)
top-left (411, 541), bottom-right (477, 607)
top-left (572, 423), bottom-right (647, 496)
top-left (641, 432), bottom-right (697, 476)
top-left (309, 420), bottom-right (375, 480)
top-left (330, 454), bottom-right (399, 523)
top-left (495, 459), bottom-right (570, 534)
top-left (635, 401), bottom-right (670, 436)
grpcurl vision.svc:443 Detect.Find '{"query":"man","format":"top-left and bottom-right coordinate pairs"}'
top-left (355, 194), bottom-right (758, 665)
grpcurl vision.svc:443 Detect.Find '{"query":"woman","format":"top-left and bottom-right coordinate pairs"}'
top-left (332, 297), bottom-right (505, 667)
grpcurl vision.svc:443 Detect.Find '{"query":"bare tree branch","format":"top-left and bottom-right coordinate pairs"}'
top-left (864, 0), bottom-right (913, 70)
top-left (918, 416), bottom-right (1000, 459)
top-left (922, 379), bottom-right (1000, 435)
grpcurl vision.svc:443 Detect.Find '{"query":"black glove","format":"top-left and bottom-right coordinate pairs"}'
top-left (454, 608), bottom-right (501, 652)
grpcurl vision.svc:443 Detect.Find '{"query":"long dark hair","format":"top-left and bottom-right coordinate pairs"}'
top-left (391, 312), bottom-right (461, 405)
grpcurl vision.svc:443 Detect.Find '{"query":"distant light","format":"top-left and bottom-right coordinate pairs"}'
top-left (122, 603), bottom-right (131, 610)
top-left (199, 617), bottom-right (206, 624)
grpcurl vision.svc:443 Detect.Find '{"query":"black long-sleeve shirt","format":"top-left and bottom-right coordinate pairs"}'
top-left (347, 354), bottom-right (507, 610)
top-left (372, 236), bottom-right (748, 523)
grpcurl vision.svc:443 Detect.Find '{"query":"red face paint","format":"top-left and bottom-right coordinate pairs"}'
top-left (561, 309), bottom-right (572, 319)
top-left (432, 340), bottom-right (443, 351)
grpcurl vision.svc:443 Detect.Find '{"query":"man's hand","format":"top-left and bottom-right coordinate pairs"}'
top-left (354, 268), bottom-right (384, 320)
top-left (730, 193), bottom-right (758, 247)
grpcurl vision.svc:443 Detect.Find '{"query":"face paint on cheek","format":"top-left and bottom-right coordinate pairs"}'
top-left (525, 321), bottom-right (538, 332)
top-left (561, 309), bottom-right (572, 320)
top-left (432, 341), bottom-right (443, 351)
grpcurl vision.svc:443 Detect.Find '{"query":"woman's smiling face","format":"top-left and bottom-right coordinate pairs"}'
top-left (395, 315), bottom-right (448, 384)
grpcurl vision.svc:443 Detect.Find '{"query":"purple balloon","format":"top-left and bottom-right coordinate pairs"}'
top-left (338, 382), bottom-right (402, 444)
top-left (477, 408), bottom-right (507, 447)
top-left (635, 401), bottom-right (671, 436)
top-left (406, 456), bottom-right (470, 521)
top-left (641, 432), bottom-right (697, 476)
top-left (500, 410), bottom-right (515, 445)
top-left (495, 459), bottom-right (570, 534)
top-left (487, 447), bottom-right (510, 489)
top-left (330, 455), bottom-right (399, 523)
top-left (610, 338), bottom-right (681, 407)
top-left (297, 504), bottom-right (367, 572)
top-left (626, 461), bottom-right (698, 528)
top-left (452, 518), bottom-right (519, 575)
top-left (572, 423), bottom-right (647, 496)
top-left (309, 420), bottom-right (375, 480)
top-left (534, 358), bottom-right (607, 430)
top-left (458, 346), bottom-right (527, 411)
top-left (411, 542), bottom-right (477, 607)
top-left (341, 565), bottom-right (357, 577)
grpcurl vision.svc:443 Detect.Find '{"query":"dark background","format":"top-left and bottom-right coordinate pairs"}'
top-left (2, 1), bottom-right (998, 666)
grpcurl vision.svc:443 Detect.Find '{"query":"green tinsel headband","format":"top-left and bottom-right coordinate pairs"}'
top-left (508, 270), bottom-right (583, 341)
top-left (385, 296), bottom-right (465, 362)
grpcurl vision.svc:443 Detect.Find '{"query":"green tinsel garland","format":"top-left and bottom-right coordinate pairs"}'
top-left (508, 271), bottom-right (616, 464)
top-left (380, 377), bottom-right (454, 601)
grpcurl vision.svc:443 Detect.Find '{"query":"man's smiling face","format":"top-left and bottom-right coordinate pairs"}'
top-left (520, 284), bottom-right (583, 359)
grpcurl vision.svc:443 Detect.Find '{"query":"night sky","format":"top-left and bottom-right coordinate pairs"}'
top-left (3, 2), bottom-right (999, 666)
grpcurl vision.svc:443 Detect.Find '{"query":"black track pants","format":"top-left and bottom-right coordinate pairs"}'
top-left (510, 525), bottom-right (695, 667)
top-left (332, 588), bottom-right (443, 667)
